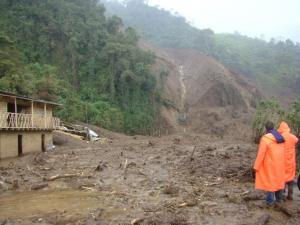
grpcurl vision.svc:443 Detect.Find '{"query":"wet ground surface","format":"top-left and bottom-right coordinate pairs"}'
top-left (0, 133), bottom-right (300, 224)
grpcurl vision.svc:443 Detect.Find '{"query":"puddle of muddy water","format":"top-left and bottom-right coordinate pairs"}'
top-left (0, 190), bottom-right (121, 220)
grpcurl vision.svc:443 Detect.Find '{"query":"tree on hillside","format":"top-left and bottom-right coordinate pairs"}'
top-left (287, 101), bottom-right (300, 136)
top-left (0, 0), bottom-right (161, 134)
top-left (252, 99), bottom-right (285, 143)
top-left (104, 0), bottom-right (300, 93)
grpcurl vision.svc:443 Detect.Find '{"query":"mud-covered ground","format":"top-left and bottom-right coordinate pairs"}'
top-left (0, 133), bottom-right (300, 225)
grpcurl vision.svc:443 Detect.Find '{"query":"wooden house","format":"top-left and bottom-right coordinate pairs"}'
top-left (0, 91), bottom-right (61, 159)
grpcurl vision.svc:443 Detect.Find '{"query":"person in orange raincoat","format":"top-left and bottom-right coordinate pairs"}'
top-left (254, 121), bottom-right (285, 205)
top-left (278, 121), bottom-right (299, 200)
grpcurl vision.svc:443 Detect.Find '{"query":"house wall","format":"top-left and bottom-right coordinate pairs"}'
top-left (47, 107), bottom-right (53, 117)
top-left (0, 131), bottom-right (53, 159)
top-left (33, 105), bottom-right (53, 119)
top-left (20, 106), bottom-right (31, 114)
top-left (0, 98), bottom-right (53, 118)
top-left (0, 101), bottom-right (7, 113)
top-left (0, 132), bottom-right (18, 158)
top-left (33, 105), bottom-right (44, 115)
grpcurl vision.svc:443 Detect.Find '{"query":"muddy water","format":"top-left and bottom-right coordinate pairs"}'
top-left (0, 190), bottom-right (120, 220)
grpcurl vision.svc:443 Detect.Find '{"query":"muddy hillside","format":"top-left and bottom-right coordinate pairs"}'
top-left (141, 42), bottom-right (261, 138)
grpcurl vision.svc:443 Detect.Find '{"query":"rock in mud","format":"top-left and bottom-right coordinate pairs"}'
top-left (30, 183), bottom-right (48, 190)
top-left (173, 138), bottom-right (180, 144)
top-left (0, 181), bottom-right (9, 191)
top-left (163, 184), bottom-right (179, 195)
top-left (205, 146), bottom-right (216, 152)
top-left (199, 201), bottom-right (218, 208)
top-left (130, 217), bottom-right (145, 225)
top-left (242, 190), bottom-right (265, 201)
top-left (127, 162), bottom-right (137, 168)
top-left (179, 198), bottom-right (198, 207)
top-left (216, 190), bottom-right (228, 198)
top-left (12, 180), bottom-right (19, 189)
top-left (148, 141), bottom-right (155, 147)
top-left (95, 161), bottom-right (108, 171)
top-left (226, 146), bottom-right (235, 151)
top-left (228, 194), bottom-right (244, 204)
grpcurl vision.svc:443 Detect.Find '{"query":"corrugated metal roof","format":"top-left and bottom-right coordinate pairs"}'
top-left (0, 90), bottom-right (62, 106)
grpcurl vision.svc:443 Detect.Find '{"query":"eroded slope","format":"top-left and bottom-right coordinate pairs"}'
top-left (141, 42), bottom-right (261, 138)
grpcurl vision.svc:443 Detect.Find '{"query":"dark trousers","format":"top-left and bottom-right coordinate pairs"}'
top-left (275, 190), bottom-right (284, 202)
top-left (286, 180), bottom-right (294, 199)
top-left (266, 190), bottom-right (284, 204)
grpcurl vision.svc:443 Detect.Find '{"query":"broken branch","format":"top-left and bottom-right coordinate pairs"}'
top-left (46, 173), bottom-right (80, 181)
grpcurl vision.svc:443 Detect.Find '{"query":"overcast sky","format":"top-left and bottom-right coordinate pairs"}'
top-left (148, 0), bottom-right (300, 42)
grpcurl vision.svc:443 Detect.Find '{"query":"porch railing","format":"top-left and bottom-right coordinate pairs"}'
top-left (0, 113), bottom-right (60, 129)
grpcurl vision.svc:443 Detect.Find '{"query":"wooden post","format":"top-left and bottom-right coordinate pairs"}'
top-left (14, 97), bottom-right (17, 128)
top-left (44, 103), bottom-right (47, 128)
top-left (31, 101), bottom-right (34, 128)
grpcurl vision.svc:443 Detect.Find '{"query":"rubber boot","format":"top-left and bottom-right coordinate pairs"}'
top-left (287, 184), bottom-right (293, 200)
top-left (275, 190), bottom-right (284, 203)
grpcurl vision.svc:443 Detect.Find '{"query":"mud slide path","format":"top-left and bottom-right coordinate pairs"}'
top-left (179, 65), bottom-right (187, 132)
top-left (179, 65), bottom-right (186, 111)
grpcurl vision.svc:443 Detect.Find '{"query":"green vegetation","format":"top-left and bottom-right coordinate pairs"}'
top-left (104, 0), bottom-right (300, 91)
top-left (252, 99), bottom-right (285, 143)
top-left (213, 34), bottom-right (300, 90)
top-left (0, 0), bottom-right (161, 134)
top-left (253, 99), bottom-right (300, 143)
top-left (286, 102), bottom-right (300, 136)
top-left (104, 0), bottom-right (215, 53)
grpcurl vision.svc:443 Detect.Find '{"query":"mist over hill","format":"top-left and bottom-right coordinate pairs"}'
top-left (103, 0), bottom-right (300, 101)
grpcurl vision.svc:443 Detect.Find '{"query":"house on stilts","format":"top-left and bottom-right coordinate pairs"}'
top-left (0, 91), bottom-right (61, 159)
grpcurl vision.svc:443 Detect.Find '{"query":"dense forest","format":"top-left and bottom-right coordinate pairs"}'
top-left (0, 0), bottom-right (161, 134)
top-left (1, 0), bottom-right (300, 135)
top-left (104, 0), bottom-right (300, 93)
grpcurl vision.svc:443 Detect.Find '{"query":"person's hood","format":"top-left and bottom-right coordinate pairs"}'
top-left (264, 131), bottom-right (285, 143)
top-left (278, 121), bottom-right (291, 134)
top-left (264, 133), bottom-right (276, 142)
top-left (269, 129), bottom-right (285, 143)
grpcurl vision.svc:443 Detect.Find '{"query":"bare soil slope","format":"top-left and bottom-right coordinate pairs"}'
top-left (141, 42), bottom-right (261, 139)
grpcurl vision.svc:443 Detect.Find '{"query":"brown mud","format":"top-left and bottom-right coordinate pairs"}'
top-left (1, 133), bottom-right (299, 225)
top-left (139, 41), bottom-right (261, 138)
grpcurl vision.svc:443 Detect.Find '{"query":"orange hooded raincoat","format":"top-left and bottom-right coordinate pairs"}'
top-left (278, 121), bottom-right (299, 182)
top-left (254, 133), bottom-right (285, 191)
